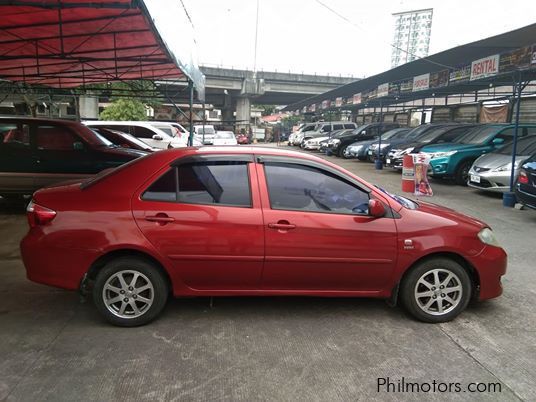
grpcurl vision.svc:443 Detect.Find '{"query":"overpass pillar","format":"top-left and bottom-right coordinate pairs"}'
top-left (235, 97), bottom-right (251, 134)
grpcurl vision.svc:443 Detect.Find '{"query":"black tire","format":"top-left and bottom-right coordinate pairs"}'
top-left (338, 145), bottom-right (348, 158)
top-left (400, 257), bottom-right (471, 323)
top-left (455, 160), bottom-right (473, 186)
top-left (93, 257), bottom-right (169, 327)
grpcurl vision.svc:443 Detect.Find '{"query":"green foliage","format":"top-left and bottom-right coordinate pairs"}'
top-left (100, 98), bottom-right (147, 121)
top-left (255, 104), bottom-right (276, 116)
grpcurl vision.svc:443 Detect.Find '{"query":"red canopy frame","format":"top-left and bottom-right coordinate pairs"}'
top-left (0, 0), bottom-right (187, 88)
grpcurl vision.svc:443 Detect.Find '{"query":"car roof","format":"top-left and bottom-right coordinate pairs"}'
top-left (83, 120), bottom-right (169, 135)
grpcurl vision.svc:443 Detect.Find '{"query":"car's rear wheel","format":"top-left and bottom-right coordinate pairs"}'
top-left (455, 160), bottom-right (472, 186)
top-left (400, 257), bottom-right (471, 323)
top-left (93, 257), bottom-right (168, 327)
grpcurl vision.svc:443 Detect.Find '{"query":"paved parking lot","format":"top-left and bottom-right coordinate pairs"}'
top-left (1, 144), bottom-right (535, 401)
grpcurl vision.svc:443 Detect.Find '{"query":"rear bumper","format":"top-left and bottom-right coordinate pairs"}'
top-left (20, 229), bottom-right (95, 291)
top-left (468, 245), bottom-right (507, 301)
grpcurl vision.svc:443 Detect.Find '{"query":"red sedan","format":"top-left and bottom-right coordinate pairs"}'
top-left (21, 147), bottom-right (506, 326)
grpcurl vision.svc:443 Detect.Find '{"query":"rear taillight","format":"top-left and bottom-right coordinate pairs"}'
top-left (518, 170), bottom-right (529, 185)
top-left (26, 201), bottom-right (56, 227)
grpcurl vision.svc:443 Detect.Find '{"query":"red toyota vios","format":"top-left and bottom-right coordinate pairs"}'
top-left (20, 147), bottom-right (506, 326)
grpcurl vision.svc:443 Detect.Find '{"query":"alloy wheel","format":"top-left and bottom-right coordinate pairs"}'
top-left (414, 269), bottom-right (463, 316)
top-left (102, 270), bottom-right (154, 319)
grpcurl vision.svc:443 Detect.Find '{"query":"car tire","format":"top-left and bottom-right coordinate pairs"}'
top-left (338, 145), bottom-right (348, 158)
top-left (93, 257), bottom-right (169, 327)
top-left (400, 257), bottom-right (471, 323)
top-left (455, 160), bottom-right (473, 186)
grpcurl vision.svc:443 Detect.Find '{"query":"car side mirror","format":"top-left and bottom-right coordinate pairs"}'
top-left (152, 134), bottom-right (163, 141)
top-left (368, 199), bottom-right (386, 218)
top-left (492, 138), bottom-right (504, 146)
top-left (73, 141), bottom-right (84, 151)
top-left (361, 130), bottom-right (366, 135)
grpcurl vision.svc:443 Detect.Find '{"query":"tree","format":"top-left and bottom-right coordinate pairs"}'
top-left (100, 98), bottom-right (147, 121)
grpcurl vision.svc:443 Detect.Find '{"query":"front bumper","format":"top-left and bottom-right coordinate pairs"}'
top-left (467, 168), bottom-right (511, 193)
top-left (468, 244), bottom-right (507, 301)
top-left (515, 183), bottom-right (536, 209)
top-left (428, 157), bottom-right (451, 177)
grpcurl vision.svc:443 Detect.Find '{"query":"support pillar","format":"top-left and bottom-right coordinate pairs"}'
top-left (235, 97), bottom-right (251, 135)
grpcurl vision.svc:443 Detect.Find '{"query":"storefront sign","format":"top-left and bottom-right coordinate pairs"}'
top-left (449, 64), bottom-right (471, 84)
top-left (400, 79), bottom-right (413, 93)
top-left (352, 93), bottom-right (362, 105)
top-left (413, 73), bottom-right (430, 92)
top-left (377, 83), bottom-right (389, 98)
top-left (499, 46), bottom-right (531, 73)
top-left (429, 69), bottom-right (449, 88)
top-left (470, 54), bottom-right (499, 81)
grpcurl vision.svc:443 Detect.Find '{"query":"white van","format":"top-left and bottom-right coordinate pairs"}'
top-left (84, 121), bottom-right (187, 149)
top-left (193, 124), bottom-right (216, 145)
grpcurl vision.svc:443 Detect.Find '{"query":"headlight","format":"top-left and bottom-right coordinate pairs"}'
top-left (430, 150), bottom-right (457, 159)
top-left (332, 139), bottom-right (340, 144)
top-left (492, 163), bottom-right (511, 172)
top-left (477, 227), bottom-right (501, 247)
top-left (379, 143), bottom-right (389, 149)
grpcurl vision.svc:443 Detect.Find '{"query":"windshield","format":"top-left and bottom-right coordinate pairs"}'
top-left (302, 125), bottom-right (315, 132)
top-left (415, 126), bottom-right (453, 143)
top-left (405, 124), bottom-right (437, 140)
top-left (92, 131), bottom-right (114, 147)
top-left (458, 126), bottom-right (503, 144)
top-left (382, 128), bottom-right (407, 140)
top-left (497, 136), bottom-right (536, 155)
top-left (215, 132), bottom-right (235, 139)
top-left (196, 127), bottom-right (215, 134)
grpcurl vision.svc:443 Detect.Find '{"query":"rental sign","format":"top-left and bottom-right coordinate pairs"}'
top-left (470, 54), bottom-right (499, 81)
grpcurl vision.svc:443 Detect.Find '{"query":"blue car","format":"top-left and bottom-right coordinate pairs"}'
top-left (421, 124), bottom-right (536, 185)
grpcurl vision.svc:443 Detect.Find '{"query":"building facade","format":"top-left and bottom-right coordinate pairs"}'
top-left (391, 8), bottom-right (433, 68)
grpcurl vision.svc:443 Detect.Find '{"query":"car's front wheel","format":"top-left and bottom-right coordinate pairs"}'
top-left (93, 257), bottom-right (169, 327)
top-left (400, 257), bottom-right (471, 323)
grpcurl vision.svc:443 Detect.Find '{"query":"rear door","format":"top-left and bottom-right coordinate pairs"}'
top-left (0, 121), bottom-right (34, 193)
top-left (132, 155), bottom-right (264, 290)
top-left (257, 157), bottom-right (398, 291)
top-left (33, 122), bottom-right (95, 189)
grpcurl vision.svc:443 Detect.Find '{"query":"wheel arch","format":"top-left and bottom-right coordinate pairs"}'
top-left (85, 248), bottom-right (173, 293)
top-left (391, 251), bottom-right (480, 306)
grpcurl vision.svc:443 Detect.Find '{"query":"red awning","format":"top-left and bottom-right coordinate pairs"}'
top-left (0, 0), bottom-right (186, 87)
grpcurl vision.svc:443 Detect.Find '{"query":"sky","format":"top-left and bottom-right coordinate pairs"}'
top-left (182, 0), bottom-right (536, 78)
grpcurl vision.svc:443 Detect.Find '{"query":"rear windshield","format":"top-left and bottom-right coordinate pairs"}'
top-left (80, 154), bottom-right (149, 189)
top-left (196, 127), bottom-right (215, 134)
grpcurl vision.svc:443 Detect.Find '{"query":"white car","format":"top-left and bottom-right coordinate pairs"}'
top-left (303, 136), bottom-right (329, 151)
top-left (193, 124), bottom-right (216, 145)
top-left (213, 131), bottom-right (238, 146)
top-left (84, 121), bottom-right (187, 149)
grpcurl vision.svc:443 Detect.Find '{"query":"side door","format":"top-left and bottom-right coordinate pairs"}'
top-left (257, 157), bottom-right (398, 292)
top-left (0, 121), bottom-right (34, 193)
top-left (131, 126), bottom-right (170, 149)
top-left (33, 122), bottom-right (95, 189)
top-left (131, 155), bottom-right (264, 290)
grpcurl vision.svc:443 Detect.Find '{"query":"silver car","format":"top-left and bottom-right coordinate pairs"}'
top-left (468, 135), bottom-right (536, 192)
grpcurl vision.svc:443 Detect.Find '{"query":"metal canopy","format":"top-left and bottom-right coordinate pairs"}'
top-left (283, 23), bottom-right (536, 112)
top-left (0, 0), bottom-right (203, 97)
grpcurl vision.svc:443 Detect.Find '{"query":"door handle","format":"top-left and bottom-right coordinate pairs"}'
top-left (268, 221), bottom-right (296, 231)
top-left (145, 214), bottom-right (175, 225)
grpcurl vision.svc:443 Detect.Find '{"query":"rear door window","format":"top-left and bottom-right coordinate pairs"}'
top-left (35, 124), bottom-right (81, 150)
top-left (142, 161), bottom-right (251, 207)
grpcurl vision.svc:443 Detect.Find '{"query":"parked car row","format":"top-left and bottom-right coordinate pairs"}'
top-left (292, 121), bottom-right (536, 210)
top-left (0, 117), bottom-right (249, 197)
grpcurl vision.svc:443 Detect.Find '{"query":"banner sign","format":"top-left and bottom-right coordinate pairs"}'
top-left (413, 153), bottom-right (433, 196)
top-left (330, 100), bottom-right (336, 108)
top-left (352, 93), bottom-right (362, 105)
top-left (309, 104), bottom-right (316, 112)
top-left (302, 106), bottom-right (307, 113)
top-left (470, 54), bottom-right (499, 81)
top-left (335, 97), bottom-right (343, 107)
top-left (400, 79), bottom-right (413, 93)
top-left (429, 69), bottom-right (449, 88)
top-left (413, 73), bottom-right (430, 92)
top-left (362, 88), bottom-right (377, 102)
top-left (499, 46), bottom-right (532, 73)
top-left (449, 64), bottom-right (471, 84)
top-left (388, 82), bottom-right (400, 96)
top-left (377, 83), bottom-right (389, 98)
top-left (321, 100), bottom-right (329, 109)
